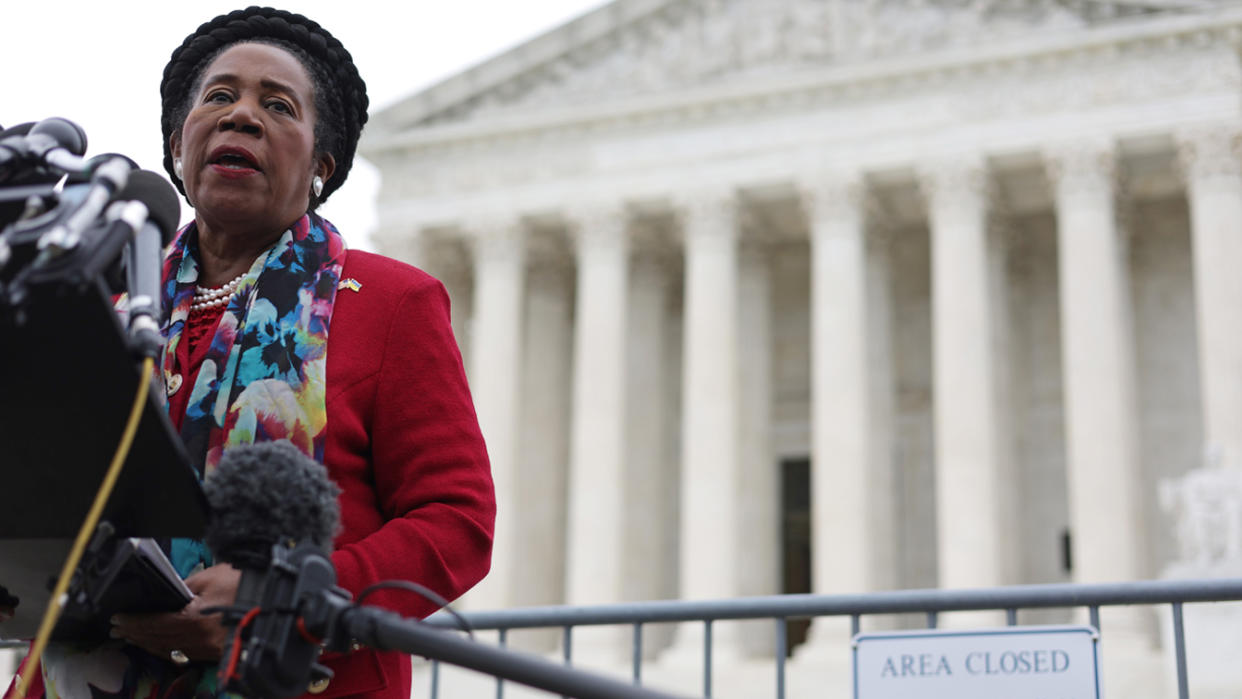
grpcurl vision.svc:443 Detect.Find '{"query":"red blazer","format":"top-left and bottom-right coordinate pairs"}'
top-left (313, 250), bottom-right (494, 699)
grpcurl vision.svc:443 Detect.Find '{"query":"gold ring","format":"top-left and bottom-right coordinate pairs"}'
top-left (170, 649), bottom-right (190, 666)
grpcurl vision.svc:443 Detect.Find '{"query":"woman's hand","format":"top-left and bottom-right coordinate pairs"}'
top-left (111, 564), bottom-right (241, 663)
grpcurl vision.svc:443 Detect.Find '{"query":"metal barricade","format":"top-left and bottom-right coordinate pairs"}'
top-left (420, 578), bottom-right (1242, 699)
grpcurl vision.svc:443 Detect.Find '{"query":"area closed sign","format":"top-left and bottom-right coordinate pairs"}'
top-left (853, 624), bottom-right (1101, 699)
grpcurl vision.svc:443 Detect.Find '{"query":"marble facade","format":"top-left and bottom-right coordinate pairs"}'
top-left (360, 1), bottom-right (1242, 695)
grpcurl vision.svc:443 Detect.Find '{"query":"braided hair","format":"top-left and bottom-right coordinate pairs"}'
top-left (160, 6), bottom-right (369, 208)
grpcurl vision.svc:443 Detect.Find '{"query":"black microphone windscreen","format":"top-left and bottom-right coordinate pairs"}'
top-left (117, 170), bottom-right (181, 244)
top-left (28, 117), bottom-right (87, 156)
top-left (203, 441), bottom-right (341, 568)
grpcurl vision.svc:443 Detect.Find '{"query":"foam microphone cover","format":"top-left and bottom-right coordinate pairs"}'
top-left (116, 170), bottom-right (181, 245)
top-left (203, 441), bottom-right (341, 569)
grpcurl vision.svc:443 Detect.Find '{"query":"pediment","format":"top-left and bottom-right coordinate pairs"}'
top-left (374, 0), bottom-right (1200, 132)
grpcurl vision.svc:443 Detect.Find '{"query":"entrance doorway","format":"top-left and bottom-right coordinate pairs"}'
top-left (781, 457), bottom-right (811, 653)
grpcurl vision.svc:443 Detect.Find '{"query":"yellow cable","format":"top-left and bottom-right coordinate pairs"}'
top-left (7, 357), bottom-right (155, 699)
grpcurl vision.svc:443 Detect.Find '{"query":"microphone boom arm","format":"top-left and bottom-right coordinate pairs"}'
top-left (223, 542), bottom-right (688, 699)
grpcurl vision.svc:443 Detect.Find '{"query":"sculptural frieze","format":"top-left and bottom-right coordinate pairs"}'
top-left (449, 0), bottom-right (1171, 123)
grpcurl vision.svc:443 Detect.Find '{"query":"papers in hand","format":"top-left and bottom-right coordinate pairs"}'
top-left (55, 536), bottom-right (193, 642)
top-left (126, 538), bottom-right (193, 601)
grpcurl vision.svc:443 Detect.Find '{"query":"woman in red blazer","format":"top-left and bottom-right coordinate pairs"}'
top-left (26, 8), bottom-right (494, 699)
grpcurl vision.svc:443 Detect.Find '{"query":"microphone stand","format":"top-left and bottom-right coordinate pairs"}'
top-left (219, 543), bottom-right (689, 699)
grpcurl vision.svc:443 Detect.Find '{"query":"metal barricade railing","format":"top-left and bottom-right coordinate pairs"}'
top-left (421, 578), bottom-right (1242, 699)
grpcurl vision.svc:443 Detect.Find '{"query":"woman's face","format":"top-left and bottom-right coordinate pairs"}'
top-left (172, 42), bottom-right (334, 239)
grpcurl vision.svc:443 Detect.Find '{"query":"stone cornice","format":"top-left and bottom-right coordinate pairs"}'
top-left (361, 6), bottom-right (1242, 159)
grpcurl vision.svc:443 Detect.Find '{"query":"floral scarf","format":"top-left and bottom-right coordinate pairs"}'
top-left (165, 212), bottom-right (344, 479)
top-left (42, 214), bottom-right (345, 699)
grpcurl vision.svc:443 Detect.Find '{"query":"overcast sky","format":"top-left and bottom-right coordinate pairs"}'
top-left (3, 0), bottom-right (610, 250)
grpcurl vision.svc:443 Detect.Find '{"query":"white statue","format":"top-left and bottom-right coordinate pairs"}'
top-left (1159, 445), bottom-right (1242, 574)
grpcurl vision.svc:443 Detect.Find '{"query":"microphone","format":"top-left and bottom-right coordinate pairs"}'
top-left (203, 441), bottom-right (340, 567)
top-left (113, 171), bottom-right (181, 357)
top-left (0, 122), bottom-right (56, 228)
top-left (203, 440), bottom-right (339, 603)
top-left (0, 117), bottom-right (88, 179)
top-left (27, 117), bottom-right (88, 158)
top-left (203, 441), bottom-right (341, 698)
top-left (0, 122), bottom-right (34, 141)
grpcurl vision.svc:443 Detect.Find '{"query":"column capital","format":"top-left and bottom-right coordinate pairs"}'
top-left (799, 170), bottom-right (866, 228)
top-left (1043, 138), bottom-right (1116, 195)
top-left (917, 153), bottom-right (989, 210)
top-left (1176, 124), bottom-right (1242, 184)
top-left (464, 214), bottom-right (527, 264)
top-left (674, 188), bottom-right (740, 242)
top-left (563, 204), bottom-right (631, 256)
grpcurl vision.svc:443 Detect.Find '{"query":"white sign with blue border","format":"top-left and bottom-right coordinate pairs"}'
top-left (853, 624), bottom-right (1102, 699)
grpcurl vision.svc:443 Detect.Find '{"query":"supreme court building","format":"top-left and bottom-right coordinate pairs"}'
top-left (360, 1), bottom-right (1242, 695)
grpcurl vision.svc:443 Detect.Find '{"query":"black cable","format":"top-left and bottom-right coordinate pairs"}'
top-left (355, 581), bottom-right (474, 639)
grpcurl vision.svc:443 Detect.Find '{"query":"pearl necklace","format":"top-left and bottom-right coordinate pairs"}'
top-left (191, 273), bottom-right (245, 312)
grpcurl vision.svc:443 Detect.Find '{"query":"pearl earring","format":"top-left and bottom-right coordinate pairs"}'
top-left (173, 159), bottom-right (183, 180)
top-left (312, 175), bottom-right (324, 198)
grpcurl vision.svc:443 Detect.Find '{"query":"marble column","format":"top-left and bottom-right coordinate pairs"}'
top-left (625, 248), bottom-right (678, 658)
top-left (1046, 142), bottom-right (1146, 589)
top-left (463, 218), bottom-right (526, 611)
top-left (665, 190), bottom-right (743, 659)
top-left (736, 239), bottom-right (779, 656)
top-left (565, 207), bottom-right (630, 624)
top-left (801, 174), bottom-right (897, 645)
top-left (1178, 127), bottom-right (1242, 471)
top-left (512, 258), bottom-right (573, 649)
top-left (921, 157), bottom-right (1013, 594)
